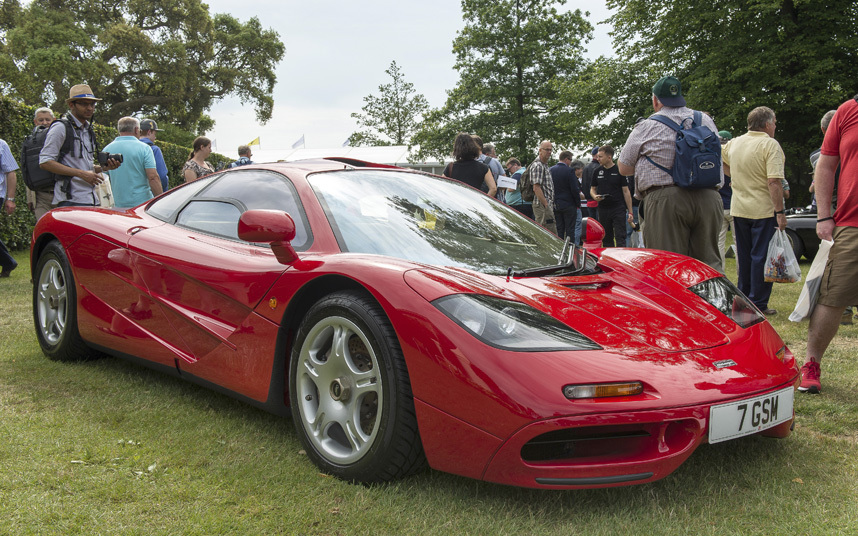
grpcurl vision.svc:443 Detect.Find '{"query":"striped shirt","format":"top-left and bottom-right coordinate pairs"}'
top-left (619, 106), bottom-right (723, 197)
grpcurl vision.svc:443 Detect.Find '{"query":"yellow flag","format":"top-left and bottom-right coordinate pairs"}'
top-left (247, 137), bottom-right (260, 146)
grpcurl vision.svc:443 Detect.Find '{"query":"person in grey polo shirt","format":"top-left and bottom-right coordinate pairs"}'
top-left (39, 84), bottom-right (121, 207)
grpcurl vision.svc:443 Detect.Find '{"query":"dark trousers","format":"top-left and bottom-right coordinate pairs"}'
top-left (554, 205), bottom-right (578, 241)
top-left (510, 203), bottom-right (534, 220)
top-left (598, 204), bottom-right (628, 247)
top-left (733, 216), bottom-right (776, 309)
top-left (0, 238), bottom-right (16, 272)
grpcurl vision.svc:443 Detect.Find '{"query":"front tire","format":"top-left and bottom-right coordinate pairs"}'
top-left (289, 290), bottom-right (425, 483)
top-left (33, 241), bottom-right (91, 361)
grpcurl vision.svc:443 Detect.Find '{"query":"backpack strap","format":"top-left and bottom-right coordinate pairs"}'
top-left (644, 155), bottom-right (672, 175)
top-left (56, 115), bottom-right (98, 200)
top-left (692, 110), bottom-right (703, 127)
top-left (644, 113), bottom-right (679, 174)
top-left (57, 117), bottom-right (75, 161)
top-left (647, 113), bottom-right (681, 131)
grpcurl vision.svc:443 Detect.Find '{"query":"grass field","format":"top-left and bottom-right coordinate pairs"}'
top-left (2, 246), bottom-right (858, 535)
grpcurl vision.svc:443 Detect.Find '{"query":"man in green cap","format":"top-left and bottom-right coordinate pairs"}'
top-left (618, 75), bottom-right (724, 272)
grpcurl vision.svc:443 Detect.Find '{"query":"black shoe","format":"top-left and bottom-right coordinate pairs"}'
top-left (762, 308), bottom-right (777, 316)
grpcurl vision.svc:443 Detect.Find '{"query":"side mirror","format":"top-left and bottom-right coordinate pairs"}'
top-left (582, 217), bottom-right (605, 249)
top-left (238, 209), bottom-right (298, 264)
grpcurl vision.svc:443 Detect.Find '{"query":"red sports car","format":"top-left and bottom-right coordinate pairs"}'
top-left (31, 159), bottom-right (798, 489)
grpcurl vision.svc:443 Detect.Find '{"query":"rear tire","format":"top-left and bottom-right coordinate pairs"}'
top-left (33, 241), bottom-right (92, 361)
top-left (289, 290), bottom-right (426, 483)
top-left (784, 228), bottom-right (805, 260)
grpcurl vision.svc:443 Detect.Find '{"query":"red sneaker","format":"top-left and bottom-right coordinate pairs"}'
top-left (798, 361), bottom-right (821, 394)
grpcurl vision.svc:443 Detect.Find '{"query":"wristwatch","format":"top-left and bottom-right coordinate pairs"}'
top-left (6, 197), bottom-right (14, 202)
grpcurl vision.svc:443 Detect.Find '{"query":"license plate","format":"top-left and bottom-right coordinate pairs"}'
top-left (708, 387), bottom-right (794, 444)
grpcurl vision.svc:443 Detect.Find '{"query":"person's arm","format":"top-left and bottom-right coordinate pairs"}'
top-left (26, 186), bottom-right (35, 212)
top-left (40, 159), bottom-right (102, 186)
top-left (590, 186), bottom-right (600, 201)
top-left (533, 183), bottom-right (549, 207)
top-left (767, 177), bottom-right (787, 231)
top-left (617, 161), bottom-right (635, 176)
top-left (183, 166), bottom-right (197, 183)
top-left (483, 169), bottom-right (497, 198)
top-left (814, 154), bottom-right (839, 240)
top-left (154, 148), bottom-right (169, 184)
top-left (722, 163), bottom-right (731, 177)
top-left (622, 186), bottom-right (634, 223)
top-left (146, 168), bottom-right (163, 196)
top-left (4, 171), bottom-right (16, 215)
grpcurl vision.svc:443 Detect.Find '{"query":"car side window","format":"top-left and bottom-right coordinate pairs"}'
top-left (146, 175), bottom-right (216, 221)
top-left (176, 201), bottom-right (242, 240)
top-left (198, 170), bottom-right (311, 249)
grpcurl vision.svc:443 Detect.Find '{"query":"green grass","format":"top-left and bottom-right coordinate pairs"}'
top-left (2, 245), bottom-right (858, 535)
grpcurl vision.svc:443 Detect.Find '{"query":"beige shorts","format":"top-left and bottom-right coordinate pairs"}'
top-left (819, 226), bottom-right (858, 307)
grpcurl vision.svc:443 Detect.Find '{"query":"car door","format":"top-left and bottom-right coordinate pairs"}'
top-left (126, 170), bottom-right (313, 400)
top-left (65, 217), bottom-right (188, 369)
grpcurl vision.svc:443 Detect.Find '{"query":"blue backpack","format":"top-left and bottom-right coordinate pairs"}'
top-left (645, 110), bottom-right (722, 189)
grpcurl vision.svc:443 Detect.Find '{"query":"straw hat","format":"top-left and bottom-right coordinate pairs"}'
top-left (66, 84), bottom-right (102, 104)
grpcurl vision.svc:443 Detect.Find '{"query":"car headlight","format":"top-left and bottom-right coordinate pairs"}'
top-left (688, 277), bottom-right (764, 328)
top-left (433, 294), bottom-right (600, 351)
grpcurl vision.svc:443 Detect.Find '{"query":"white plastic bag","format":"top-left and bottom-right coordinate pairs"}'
top-left (789, 239), bottom-right (833, 322)
top-left (764, 229), bottom-right (801, 283)
top-left (629, 230), bottom-right (644, 248)
top-left (96, 173), bottom-right (114, 208)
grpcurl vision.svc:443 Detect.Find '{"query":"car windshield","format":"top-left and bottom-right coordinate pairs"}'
top-left (308, 169), bottom-right (565, 275)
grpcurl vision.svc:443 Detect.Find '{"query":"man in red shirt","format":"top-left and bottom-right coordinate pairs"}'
top-left (799, 96), bottom-right (858, 394)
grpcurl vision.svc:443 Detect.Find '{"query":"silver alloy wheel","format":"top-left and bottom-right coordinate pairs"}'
top-left (36, 258), bottom-right (68, 345)
top-left (296, 315), bottom-right (382, 465)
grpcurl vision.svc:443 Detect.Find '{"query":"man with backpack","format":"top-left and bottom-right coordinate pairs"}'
top-left (618, 75), bottom-right (723, 271)
top-left (229, 145), bottom-right (254, 168)
top-left (504, 157), bottom-right (533, 219)
top-left (38, 84), bottom-right (121, 207)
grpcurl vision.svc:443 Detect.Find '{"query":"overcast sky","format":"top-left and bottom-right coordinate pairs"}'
top-left (203, 0), bottom-right (616, 158)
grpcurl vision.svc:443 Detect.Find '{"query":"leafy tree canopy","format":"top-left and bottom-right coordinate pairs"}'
top-left (0, 0), bottom-right (285, 133)
top-left (348, 61), bottom-right (429, 147)
top-left (413, 0), bottom-right (592, 164)
top-left (586, 0), bottom-right (858, 202)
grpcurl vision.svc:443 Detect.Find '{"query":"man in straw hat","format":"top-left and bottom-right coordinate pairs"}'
top-left (39, 84), bottom-right (121, 207)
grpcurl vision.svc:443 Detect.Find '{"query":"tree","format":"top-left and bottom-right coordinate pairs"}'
top-left (0, 0), bottom-right (285, 133)
top-left (347, 61), bottom-right (429, 147)
top-left (413, 0), bottom-right (592, 164)
top-left (595, 0), bottom-right (858, 204)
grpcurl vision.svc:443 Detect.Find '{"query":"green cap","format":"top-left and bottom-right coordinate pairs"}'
top-left (652, 76), bottom-right (686, 107)
top-left (718, 130), bottom-right (732, 140)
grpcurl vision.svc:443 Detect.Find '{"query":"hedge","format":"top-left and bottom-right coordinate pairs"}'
top-left (0, 95), bottom-right (233, 250)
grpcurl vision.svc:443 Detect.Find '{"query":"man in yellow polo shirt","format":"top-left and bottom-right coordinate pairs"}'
top-left (723, 106), bottom-right (787, 315)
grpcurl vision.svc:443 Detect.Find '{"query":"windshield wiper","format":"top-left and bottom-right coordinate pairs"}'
top-left (557, 236), bottom-right (571, 264)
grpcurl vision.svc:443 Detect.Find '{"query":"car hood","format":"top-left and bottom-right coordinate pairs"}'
top-left (404, 248), bottom-right (736, 353)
